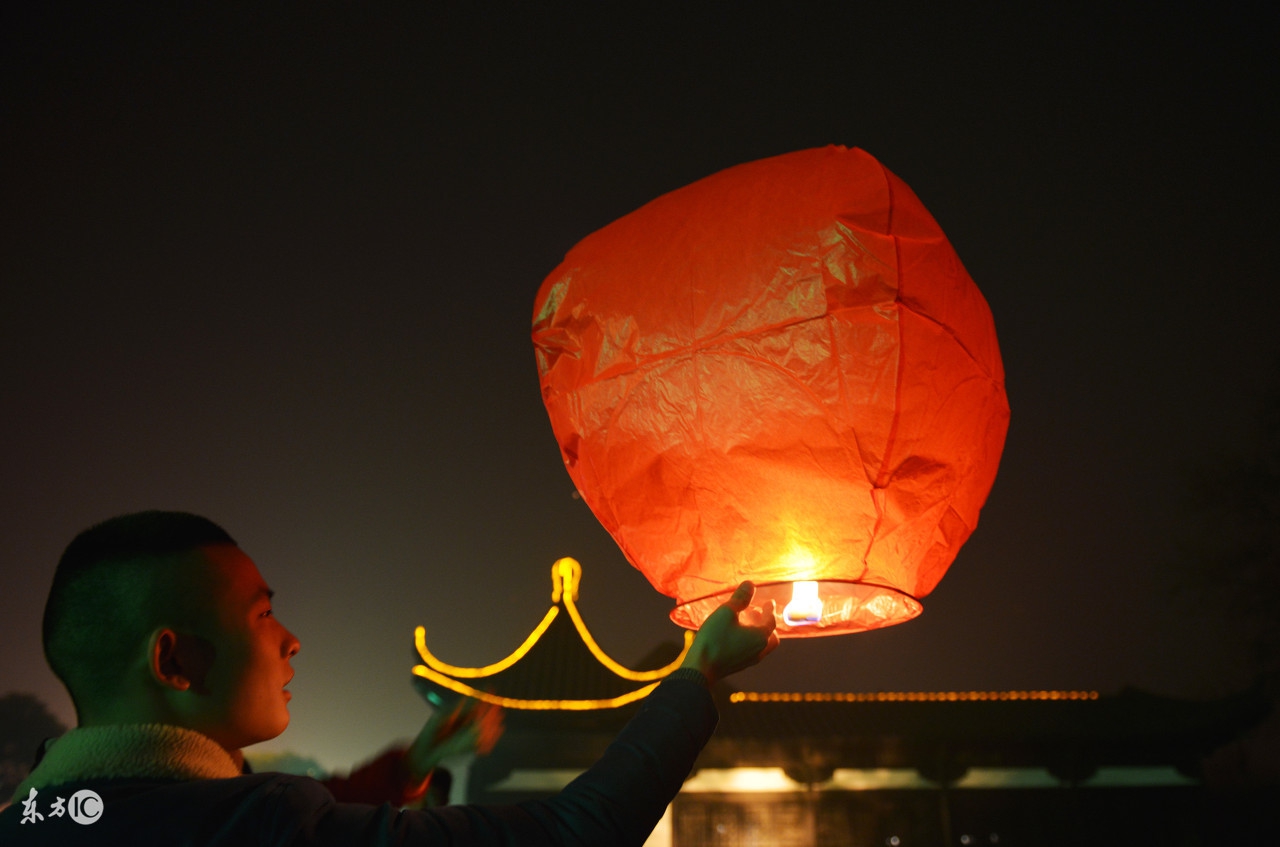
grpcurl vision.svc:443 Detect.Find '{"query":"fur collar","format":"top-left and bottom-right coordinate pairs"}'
top-left (13, 724), bottom-right (241, 800)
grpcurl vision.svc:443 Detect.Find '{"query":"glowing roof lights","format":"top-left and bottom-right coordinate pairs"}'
top-left (409, 665), bottom-right (661, 711)
top-left (412, 557), bottom-right (693, 710)
top-left (729, 690), bottom-right (1101, 704)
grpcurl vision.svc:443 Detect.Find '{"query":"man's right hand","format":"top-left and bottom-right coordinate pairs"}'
top-left (679, 581), bottom-right (779, 685)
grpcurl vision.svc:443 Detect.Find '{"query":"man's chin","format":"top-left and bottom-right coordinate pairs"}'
top-left (238, 720), bottom-right (290, 750)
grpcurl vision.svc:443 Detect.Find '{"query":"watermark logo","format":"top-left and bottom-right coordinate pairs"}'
top-left (17, 787), bottom-right (103, 826)
top-left (68, 790), bottom-right (103, 825)
top-left (19, 788), bottom-right (42, 824)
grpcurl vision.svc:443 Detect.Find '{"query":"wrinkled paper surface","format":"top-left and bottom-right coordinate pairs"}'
top-left (533, 146), bottom-right (1009, 635)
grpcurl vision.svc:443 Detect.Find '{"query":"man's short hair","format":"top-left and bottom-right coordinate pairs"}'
top-left (43, 511), bottom-right (236, 711)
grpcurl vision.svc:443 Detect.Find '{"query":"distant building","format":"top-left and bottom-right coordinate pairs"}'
top-left (413, 560), bottom-right (1272, 846)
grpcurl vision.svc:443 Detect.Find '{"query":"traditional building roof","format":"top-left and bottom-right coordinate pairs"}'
top-left (410, 558), bottom-right (1270, 800)
top-left (703, 686), bottom-right (1268, 785)
top-left (412, 557), bottom-right (693, 711)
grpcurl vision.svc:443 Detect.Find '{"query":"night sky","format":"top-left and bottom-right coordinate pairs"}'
top-left (2, 5), bottom-right (1276, 772)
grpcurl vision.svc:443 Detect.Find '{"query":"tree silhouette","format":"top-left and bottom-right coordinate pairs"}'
top-left (1181, 357), bottom-right (1280, 681)
top-left (0, 692), bottom-right (67, 801)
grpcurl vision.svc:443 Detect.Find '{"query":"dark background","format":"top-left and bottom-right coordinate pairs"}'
top-left (2, 4), bottom-right (1275, 770)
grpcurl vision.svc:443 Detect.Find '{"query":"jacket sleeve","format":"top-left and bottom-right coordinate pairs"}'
top-left (521, 669), bottom-right (716, 845)
top-left (289, 671), bottom-right (717, 847)
top-left (320, 747), bottom-right (429, 807)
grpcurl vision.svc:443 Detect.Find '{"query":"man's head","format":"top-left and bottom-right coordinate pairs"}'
top-left (44, 511), bottom-right (301, 751)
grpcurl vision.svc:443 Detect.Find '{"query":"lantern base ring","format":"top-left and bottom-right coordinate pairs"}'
top-left (671, 580), bottom-right (923, 639)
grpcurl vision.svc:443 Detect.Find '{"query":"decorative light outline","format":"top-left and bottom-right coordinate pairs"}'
top-left (414, 608), bottom-right (560, 679)
top-left (554, 558), bottom-right (694, 681)
top-left (729, 690), bottom-right (1101, 703)
top-left (412, 557), bottom-right (693, 709)
top-left (411, 664), bottom-right (660, 710)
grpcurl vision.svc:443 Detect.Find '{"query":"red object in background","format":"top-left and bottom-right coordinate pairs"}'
top-left (533, 146), bottom-right (1009, 637)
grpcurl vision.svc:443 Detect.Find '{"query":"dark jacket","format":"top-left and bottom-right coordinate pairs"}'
top-left (0, 672), bottom-right (715, 846)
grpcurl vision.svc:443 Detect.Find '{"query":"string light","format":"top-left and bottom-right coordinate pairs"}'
top-left (411, 663), bottom-right (660, 710)
top-left (413, 557), bottom-right (693, 710)
top-left (729, 690), bottom-right (1100, 703)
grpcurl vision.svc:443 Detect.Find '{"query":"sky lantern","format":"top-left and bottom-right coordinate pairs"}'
top-left (532, 146), bottom-right (1009, 637)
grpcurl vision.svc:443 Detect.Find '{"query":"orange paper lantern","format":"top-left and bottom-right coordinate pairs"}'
top-left (532, 146), bottom-right (1009, 637)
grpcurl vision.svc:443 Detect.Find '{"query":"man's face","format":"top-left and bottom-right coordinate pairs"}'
top-left (180, 544), bottom-right (301, 751)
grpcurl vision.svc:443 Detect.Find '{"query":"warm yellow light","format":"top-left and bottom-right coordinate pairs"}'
top-left (412, 664), bottom-right (659, 710)
top-left (555, 558), bottom-right (693, 681)
top-left (782, 580), bottom-right (823, 626)
top-left (728, 689), bottom-right (1101, 703)
top-left (411, 557), bottom-right (693, 710)
top-left (681, 768), bottom-right (802, 793)
top-left (414, 608), bottom-right (560, 678)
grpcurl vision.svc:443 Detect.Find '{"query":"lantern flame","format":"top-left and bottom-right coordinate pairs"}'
top-left (782, 581), bottom-right (823, 626)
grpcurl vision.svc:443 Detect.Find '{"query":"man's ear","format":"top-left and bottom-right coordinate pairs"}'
top-left (148, 628), bottom-right (214, 695)
top-left (149, 628), bottom-right (190, 691)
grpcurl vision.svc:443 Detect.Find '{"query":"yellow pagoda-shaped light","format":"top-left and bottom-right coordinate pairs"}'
top-left (412, 558), bottom-right (693, 710)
